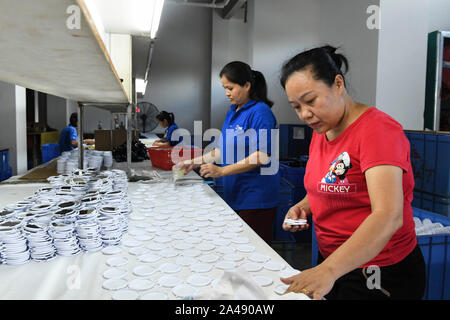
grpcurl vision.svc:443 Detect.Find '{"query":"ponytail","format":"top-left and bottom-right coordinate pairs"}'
top-left (250, 70), bottom-right (273, 108)
top-left (156, 111), bottom-right (175, 126)
top-left (220, 61), bottom-right (274, 108)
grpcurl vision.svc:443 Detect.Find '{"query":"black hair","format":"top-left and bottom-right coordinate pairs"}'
top-left (220, 61), bottom-right (274, 108)
top-left (280, 45), bottom-right (349, 89)
top-left (156, 111), bottom-right (175, 126)
top-left (69, 112), bottom-right (77, 127)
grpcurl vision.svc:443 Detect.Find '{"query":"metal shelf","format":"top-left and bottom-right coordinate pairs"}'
top-left (0, 0), bottom-right (129, 104)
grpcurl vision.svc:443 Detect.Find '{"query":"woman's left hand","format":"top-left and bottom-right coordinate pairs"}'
top-left (281, 264), bottom-right (337, 300)
top-left (199, 164), bottom-right (224, 178)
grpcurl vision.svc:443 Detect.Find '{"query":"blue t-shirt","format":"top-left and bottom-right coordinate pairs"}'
top-left (59, 125), bottom-right (78, 152)
top-left (164, 123), bottom-right (182, 146)
top-left (218, 100), bottom-right (280, 211)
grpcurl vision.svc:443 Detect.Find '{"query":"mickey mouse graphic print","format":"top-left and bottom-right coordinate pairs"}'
top-left (318, 152), bottom-right (357, 194)
top-left (304, 108), bottom-right (417, 268)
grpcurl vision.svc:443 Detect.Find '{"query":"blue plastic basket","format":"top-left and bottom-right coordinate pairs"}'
top-left (41, 143), bottom-right (61, 164)
top-left (414, 208), bottom-right (450, 300)
top-left (311, 207), bottom-right (450, 300)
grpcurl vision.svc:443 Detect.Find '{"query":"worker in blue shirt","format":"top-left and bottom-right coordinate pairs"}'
top-left (152, 111), bottom-right (182, 147)
top-left (58, 112), bottom-right (94, 153)
top-left (180, 61), bottom-right (280, 244)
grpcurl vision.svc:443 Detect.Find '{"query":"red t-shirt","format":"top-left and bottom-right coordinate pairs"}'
top-left (305, 107), bottom-right (417, 267)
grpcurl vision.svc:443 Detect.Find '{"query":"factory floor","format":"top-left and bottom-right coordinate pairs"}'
top-left (270, 241), bottom-right (313, 271)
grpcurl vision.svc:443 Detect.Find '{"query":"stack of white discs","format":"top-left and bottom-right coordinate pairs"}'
top-left (49, 220), bottom-right (81, 256)
top-left (0, 220), bottom-right (30, 265)
top-left (76, 208), bottom-right (102, 252)
top-left (88, 156), bottom-right (103, 170)
top-left (103, 151), bottom-right (113, 168)
top-left (0, 168), bottom-right (130, 265)
top-left (23, 222), bottom-right (56, 261)
top-left (97, 205), bottom-right (124, 246)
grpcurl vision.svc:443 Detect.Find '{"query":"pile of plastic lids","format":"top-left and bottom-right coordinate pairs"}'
top-left (56, 149), bottom-right (114, 175)
top-left (414, 217), bottom-right (450, 236)
top-left (0, 169), bottom-right (131, 266)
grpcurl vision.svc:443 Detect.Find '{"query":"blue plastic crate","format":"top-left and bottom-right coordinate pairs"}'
top-left (41, 143), bottom-right (61, 164)
top-left (414, 208), bottom-right (450, 300)
top-left (0, 149), bottom-right (10, 174)
top-left (412, 191), bottom-right (423, 208)
top-left (423, 134), bottom-right (437, 194)
top-left (273, 178), bottom-right (296, 242)
top-left (279, 124), bottom-right (312, 160)
top-left (435, 134), bottom-right (450, 197)
top-left (0, 167), bottom-right (12, 182)
top-left (408, 132), bottom-right (425, 191)
top-left (433, 196), bottom-right (450, 217)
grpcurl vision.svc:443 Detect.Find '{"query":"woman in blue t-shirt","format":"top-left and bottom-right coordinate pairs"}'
top-left (180, 61), bottom-right (280, 244)
top-left (59, 112), bottom-right (94, 153)
top-left (152, 111), bottom-right (180, 147)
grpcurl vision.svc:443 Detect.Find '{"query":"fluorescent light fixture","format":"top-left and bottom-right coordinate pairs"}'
top-left (136, 78), bottom-right (147, 95)
top-left (151, 0), bottom-right (165, 39)
top-left (83, 0), bottom-right (165, 38)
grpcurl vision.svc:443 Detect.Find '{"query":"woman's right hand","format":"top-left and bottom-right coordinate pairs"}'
top-left (177, 160), bottom-right (201, 174)
top-left (282, 204), bottom-right (311, 232)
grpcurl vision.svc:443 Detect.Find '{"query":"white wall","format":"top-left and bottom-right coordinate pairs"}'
top-left (141, 2), bottom-right (213, 134)
top-left (376, 0), bottom-right (429, 130)
top-left (376, 0), bottom-right (450, 130)
top-left (249, 0), bottom-right (321, 124)
top-left (15, 86), bottom-right (27, 175)
top-left (237, 0), bottom-right (380, 125)
top-left (318, 0), bottom-right (379, 107)
top-left (47, 94), bottom-right (67, 133)
top-left (0, 81), bottom-right (27, 176)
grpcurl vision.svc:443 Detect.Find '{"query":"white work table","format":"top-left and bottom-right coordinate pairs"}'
top-left (0, 175), bottom-right (304, 300)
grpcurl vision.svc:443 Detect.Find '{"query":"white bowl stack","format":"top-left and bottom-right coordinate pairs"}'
top-left (0, 169), bottom-right (130, 265)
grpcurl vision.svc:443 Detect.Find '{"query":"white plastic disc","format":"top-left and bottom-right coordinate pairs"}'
top-left (215, 260), bottom-right (236, 271)
top-left (241, 262), bottom-right (263, 272)
top-left (197, 243), bottom-right (216, 251)
top-left (198, 253), bottom-right (220, 264)
top-left (158, 275), bottom-right (182, 288)
top-left (159, 262), bottom-right (182, 274)
top-left (102, 246), bottom-right (122, 255)
top-left (252, 275), bottom-right (273, 287)
top-left (248, 253), bottom-right (271, 263)
top-left (279, 269), bottom-right (301, 279)
top-left (236, 244), bottom-right (256, 253)
top-left (172, 284), bottom-right (198, 299)
top-left (140, 291), bottom-right (168, 300)
top-left (274, 283), bottom-right (290, 295)
top-left (138, 253), bottom-right (161, 263)
top-left (128, 279), bottom-right (155, 291)
top-left (105, 256), bottom-right (128, 267)
top-left (103, 267), bottom-right (127, 279)
top-left (190, 263), bottom-right (213, 273)
top-left (231, 237), bottom-right (249, 244)
top-left (187, 274), bottom-right (212, 287)
top-left (264, 261), bottom-right (286, 271)
top-left (102, 278), bottom-right (128, 291)
top-left (223, 253), bottom-right (244, 262)
top-left (133, 265), bottom-right (157, 277)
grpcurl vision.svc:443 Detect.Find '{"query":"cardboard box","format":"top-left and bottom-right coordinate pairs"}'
top-left (94, 130), bottom-right (140, 151)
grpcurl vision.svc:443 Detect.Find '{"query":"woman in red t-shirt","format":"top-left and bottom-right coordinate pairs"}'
top-left (279, 45), bottom-right (426, 300)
